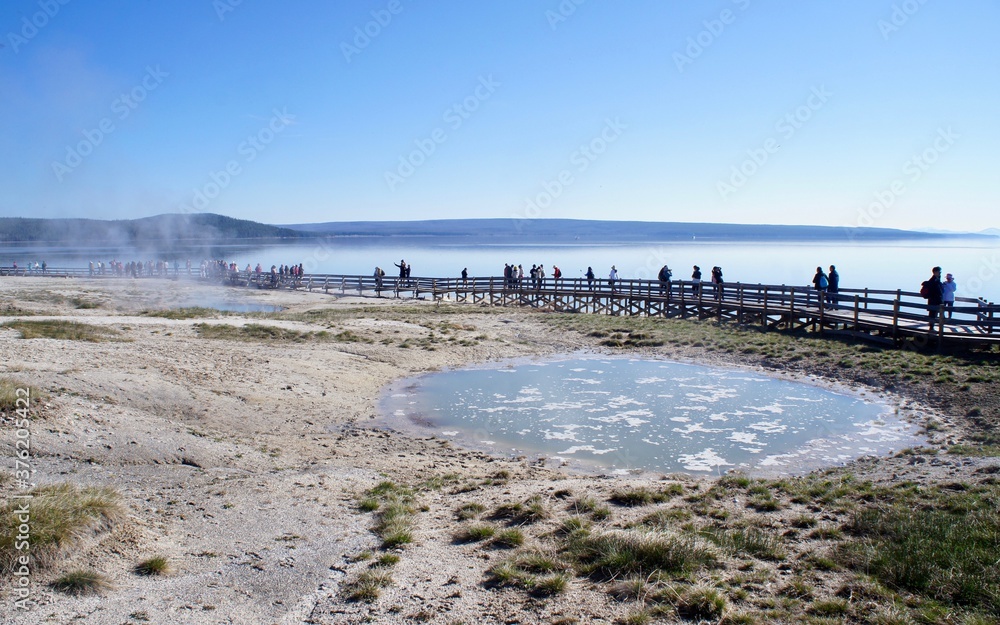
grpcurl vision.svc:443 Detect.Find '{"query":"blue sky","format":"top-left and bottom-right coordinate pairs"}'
top-left (1, 0), bottom-right (997, 230)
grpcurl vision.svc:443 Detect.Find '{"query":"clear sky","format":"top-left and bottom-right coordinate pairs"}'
top-left (2, 0), bottom-right (997, 231)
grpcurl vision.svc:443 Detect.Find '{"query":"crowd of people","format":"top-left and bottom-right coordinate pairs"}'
top-left (8, 256), bottom-right (966, 326)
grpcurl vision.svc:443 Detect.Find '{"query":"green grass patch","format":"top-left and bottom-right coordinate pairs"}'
top-left (454, 524), bottom-right (496, 543)
top-left (699, 526), bottom-right (786, 561)
top-left (839, 504), bottom-right (1000, 615)
top-left (492, 528), bottom-right (525, 549)
top-left (4, 320), bottom-right (123, 342)
top-left (565, 528), bottom-right (716, 580)
top-left (357, 481), bottom-right (418, 549)
top-left (455, 502), bottom-right (486, 520)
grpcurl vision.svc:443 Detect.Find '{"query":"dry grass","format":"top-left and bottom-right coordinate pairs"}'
top-left (0, 483), bottom-right (124, 573)
top-left (4, 320), bottom-right (123, 342)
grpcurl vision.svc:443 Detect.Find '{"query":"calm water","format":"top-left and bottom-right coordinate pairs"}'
top-left (7, 238), bottom-right (1000, 302)
top-left (381, 356), bottom-right (924, 476)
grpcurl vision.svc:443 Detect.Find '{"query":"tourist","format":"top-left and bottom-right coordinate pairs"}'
top-left (461, 267), bottom-right (468, 287)
top-left (812, 266), bottom-right (829, 303)
top-left (552, 265), bottom-right (562, 285)
top-left (609, 265), bottom-right (618, 293)
top-left (711, 266), bottom-right (723, 299)
top-left (827, 265), bottom-right (840, 305)
top-left (537, 264), bottom-right (545, 289)
top-left (942, 272), bottom-right (957, 318)
top-left (586, 266), bottom-right (595, 289)
top-left (374, 266), bottom-right (385, 295)
top-left (921, 266), bottom-right (944, 331)
top-left (691, 265), bottom-right (701, 295)
top-left (394, 259), bottom-right (407, 280)
top-left (658, 264), bottom-right (672, 294)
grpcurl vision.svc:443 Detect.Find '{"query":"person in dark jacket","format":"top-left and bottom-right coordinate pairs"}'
top-left (827, 265), bottom-right (840, 305)
top-left (922, 266), bottom-right (945, 331)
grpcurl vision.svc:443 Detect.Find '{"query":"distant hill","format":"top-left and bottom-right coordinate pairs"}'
top-left (280, 218), bottom-right (996, 243)
top-left (0, 213), bottom-right (314, 244)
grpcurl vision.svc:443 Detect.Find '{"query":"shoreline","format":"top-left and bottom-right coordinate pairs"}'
top-left (2, 277), bottom-right (997, 624)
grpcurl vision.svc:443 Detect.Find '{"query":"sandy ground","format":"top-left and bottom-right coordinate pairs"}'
top-left (0, 277), bottom-right (995, 625)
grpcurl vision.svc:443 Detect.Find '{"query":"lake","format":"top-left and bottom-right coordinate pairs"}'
top-left (5, 237), bottom-right (999, 303)
top-left (380, 356), bottom-right (924, 476)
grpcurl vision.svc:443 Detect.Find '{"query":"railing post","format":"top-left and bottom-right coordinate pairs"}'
top-left (762, 286), bottom-right (768, 326)
top-left (853, 294), bottom-right (860, 331)
top-left (892, 298), bottom-right (900, 341)
top-left (789, 287), bottom-right (795, 314)
top-left (864, 288), bottom-right (869, 310)
top-left (938, 306), bottom-right (945, 343)
top-left (989, 304), bottom-right (994, 336)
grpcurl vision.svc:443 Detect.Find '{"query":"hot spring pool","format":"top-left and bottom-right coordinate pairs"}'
top-left (380, 356), bottom-right (924, 475)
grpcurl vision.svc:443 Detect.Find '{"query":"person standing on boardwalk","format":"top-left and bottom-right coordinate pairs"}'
top-left (394, 259), bottom-right (407, 280)
top-left (827, 265), bottom-right (840, 305)
top-left (461, 267), bottom-right (468, 287)
top-left (691, 265), bottom-right (702, 295)
top-left (921, 266), bottom-right (945, 331)
top-left (658, 265), bottom-right (672, 295)
top-left (586, 266), bottom-right (595, 289)
top-left (942, 272), bottom-right (957, 318)
top-left (812, 266), bottom-right (829, 303)
top-left (710, 266), bottom-right (723, 299)
top-left (608, 265), bottom-right (618, 293)
top-left (374, 266), bottom-right (385, 295)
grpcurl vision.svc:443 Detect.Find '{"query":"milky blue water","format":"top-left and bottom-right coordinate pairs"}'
top-left (381, 356), bottom-right (924, 475)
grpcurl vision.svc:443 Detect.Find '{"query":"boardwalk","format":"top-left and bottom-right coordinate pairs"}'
top-left (5, 267), bottom-right (998, 347)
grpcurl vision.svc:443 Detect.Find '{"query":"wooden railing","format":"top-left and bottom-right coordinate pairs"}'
top-left (5, 267), bottom-right (998, 342)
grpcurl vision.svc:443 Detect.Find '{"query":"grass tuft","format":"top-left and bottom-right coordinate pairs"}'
top-left (134, 555), bottom-right (170, 576)
top-left (676, 586), bottom-right (727, 621)
top-left (454, 524), bottom-right (496, 543)
top-left (566, 528), bottom-right (716, 580)
top-left (1, 483), bottom-right (124, 573)
top-left (51, 569), bottom-right (113, 595)
top-left (342, 569), bottom-right (393, 603)
top-left (492, 528), bottom-right (525, 549)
